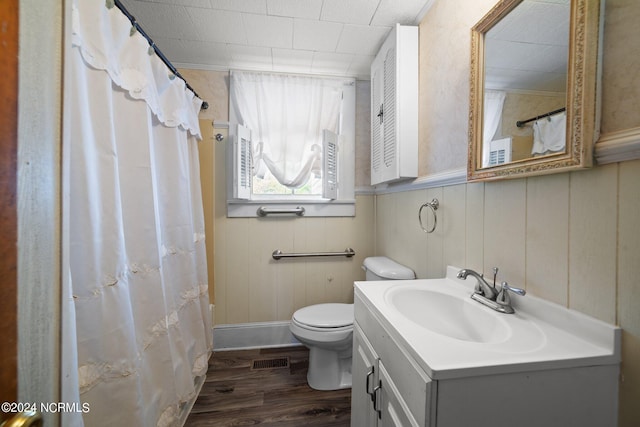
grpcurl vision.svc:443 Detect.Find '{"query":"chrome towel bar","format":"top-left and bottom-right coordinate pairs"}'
top-left (257, 206), bottom-right (305, 217)
top-left (272, 248), bottom-right (355, 260)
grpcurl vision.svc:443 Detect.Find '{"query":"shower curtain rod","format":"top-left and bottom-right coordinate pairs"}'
top-left (113, 0), bottom-right (209, 110)
top-left (516, 107), bottom-right (565, 128)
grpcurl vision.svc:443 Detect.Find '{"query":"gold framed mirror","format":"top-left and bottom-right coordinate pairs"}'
top-left (468, 0), bottom-right (604, 181)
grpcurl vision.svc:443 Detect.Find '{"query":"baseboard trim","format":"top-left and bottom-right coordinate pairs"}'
top-left (213, 321), bottom-right (301, 351)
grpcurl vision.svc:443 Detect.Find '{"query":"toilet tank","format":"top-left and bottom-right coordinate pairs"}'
top-left (362, 256), bottom-right (415, 280)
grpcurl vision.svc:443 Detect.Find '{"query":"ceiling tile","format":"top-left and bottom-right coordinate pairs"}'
top-left (311, 51), bottom-right (353, 75)
top-left (370, 0), bottom-right (429, 26)
top-left (489, 1), bottom-right (569, 46)
top-left (267, 0), bottom-right (323, 19)
top-left (228, 45), bottom-right (274, 70)
top-left (336, 25), bottom-right (390, 55)
top-left (120, 1), bottom-right (201, 40)
top-left (347, 54), bottom-right (375, 78)
top-left (243, 14), bottom-right (293, 49)
top-left (120, 0), bottom-right (441, 78)
top-left (135, 0), bottom-right (211, 7)
top-left (320, 0), bottom-right (380, 25)
top-left (272, 48), bottom-right (314, 73)
top-left (144, 36), bottom-right (190, 64)
top-left (187, 8), bottom-right (247, 44)
top-left (209, 0), bottom-right (267, 14)
top-left (170, 39), bottom-right (232, 67)
top-left (293, 19), bottom-right (343, 52)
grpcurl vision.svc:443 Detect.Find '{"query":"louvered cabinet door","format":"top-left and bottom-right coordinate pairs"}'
top-left (370, 46), bottom-right (385, 185)
top-left (369, 24), bottom-right (418, 186)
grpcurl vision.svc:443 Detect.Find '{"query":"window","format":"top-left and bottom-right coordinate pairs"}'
top-left (227, 71), bottom-right (355, 217)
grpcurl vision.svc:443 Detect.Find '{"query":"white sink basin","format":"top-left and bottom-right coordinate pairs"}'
top-left (355, 266), bottom-right (621, 379)
top-left (386, 287), bottom-right (510, 343)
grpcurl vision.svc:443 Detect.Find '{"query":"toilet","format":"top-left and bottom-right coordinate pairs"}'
top-left (289, 256), bottom-right (415, 390)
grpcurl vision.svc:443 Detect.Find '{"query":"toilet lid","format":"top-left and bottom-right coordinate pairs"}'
top-left (293, 303), bottom-right (353, 328)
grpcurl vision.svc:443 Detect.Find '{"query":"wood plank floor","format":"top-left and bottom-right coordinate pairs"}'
top-left (185, 346), bottom-right (352, 427)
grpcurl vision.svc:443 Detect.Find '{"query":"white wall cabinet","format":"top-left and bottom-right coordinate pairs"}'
top-left (370, 24), bottom-right (418, 186)
top-left (351, 289), bottom-right (619, 427)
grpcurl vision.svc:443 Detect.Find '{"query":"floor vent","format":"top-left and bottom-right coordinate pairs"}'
top-left (251, 357), bottom-right (290, 370)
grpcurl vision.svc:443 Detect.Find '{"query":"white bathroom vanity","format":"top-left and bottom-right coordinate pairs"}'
top-left (351, 266), bottom-right (620, 427)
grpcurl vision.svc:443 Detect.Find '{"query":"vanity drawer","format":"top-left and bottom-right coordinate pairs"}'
top-left (355, 293), bottom-right (436, 426)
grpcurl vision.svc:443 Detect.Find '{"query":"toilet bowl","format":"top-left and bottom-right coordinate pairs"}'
top-left (290, 256), bottom-right (414, 390)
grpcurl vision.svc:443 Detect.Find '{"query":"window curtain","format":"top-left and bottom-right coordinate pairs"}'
top-left (230, 71), bottom-right (343, 189)
top-left (65, 1), bottom-right (212, 426)
top-left (482, 90), bottom-right (506, 167)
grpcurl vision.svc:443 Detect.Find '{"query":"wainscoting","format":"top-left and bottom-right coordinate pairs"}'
top-left (185, 346), bottom-right (351, 426)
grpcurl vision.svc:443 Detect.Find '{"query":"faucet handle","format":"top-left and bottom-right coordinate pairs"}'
top-left (496, 281), bottom-right (526, 306)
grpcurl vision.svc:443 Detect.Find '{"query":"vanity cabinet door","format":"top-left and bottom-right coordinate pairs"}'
top-left (351, 324), bottom-right (379, 427)
top-left (378, 362), bottom-right (420, 427)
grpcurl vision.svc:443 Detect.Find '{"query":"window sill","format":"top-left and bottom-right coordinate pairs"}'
top-left (227, 199), bottom-right (356, 218)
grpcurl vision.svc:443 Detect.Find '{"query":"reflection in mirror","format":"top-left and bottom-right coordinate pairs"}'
top-left (482, 0), bottom-right (569, 168)
top-left (468, 0), bottom-right (604, 181)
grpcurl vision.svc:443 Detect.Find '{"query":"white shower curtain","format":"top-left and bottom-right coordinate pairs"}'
top-left (482, 90), bottom-right (506, 167)
top-left (65, 1), bottom-right (212, 426)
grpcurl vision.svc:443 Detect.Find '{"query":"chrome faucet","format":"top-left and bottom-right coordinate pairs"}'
top-left (457, 268), bottom-right (526, 314)
top-left (456, 268), bottom-right (498, 300)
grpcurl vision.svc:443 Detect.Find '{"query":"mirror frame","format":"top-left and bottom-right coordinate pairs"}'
top-left (468, 0), bottom-right (603, 181)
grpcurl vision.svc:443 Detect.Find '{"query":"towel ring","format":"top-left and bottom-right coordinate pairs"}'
top-left (419, 198), bottom-right (439, 233)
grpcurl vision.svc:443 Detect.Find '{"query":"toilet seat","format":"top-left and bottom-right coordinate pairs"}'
top-left (292, 303), bottom-right (353, 331)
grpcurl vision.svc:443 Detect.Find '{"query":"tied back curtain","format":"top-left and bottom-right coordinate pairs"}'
top-left (66, 1), bottom-right (212, 426)
top-left (230, 71), bottom-right (343, 189)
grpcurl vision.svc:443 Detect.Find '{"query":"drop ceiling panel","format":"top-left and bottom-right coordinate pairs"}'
top-left (272, 48), bottom-right (314, 73)
top-left (484, 0), bottom-right (570, 92)
top-left (370, 0), bottom-right (431, 26)
top-left (209, 0), bottom-right (267, 14)
top-left (320, 0), bottom-right (380, 25)
top-left (486, 40), bottom-right (568, 74)
top-left (242, 14), bottom-right (293, 49)
top-left (116, 0), bottom-right (428, 79)
top-left (124, 1), bottom-right (202, 40)
top-left (228, 45), bottom-right (273, 70)
top-left (347, 54), bottom-right (377, 77)
top-left (293, 19), bottom-right (342, 51)
top-left (311, 51), bottom-right (353, 75)
top-left (267, 0), bottom-right (323, 19)
top-left (147, 0), bottom-right (211, 7)
top-left (167, 39), bottom-right (232, 66)
top-left (336, 25), bottom-right (391, 55)
top-left (488, 0), bottom-right (569, 46)
top-left (187, 8), bottom-right (247, 44)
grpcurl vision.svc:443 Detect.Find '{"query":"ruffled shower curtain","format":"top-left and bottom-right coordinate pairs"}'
top-left (65, 1), bottom-right (212, 426)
